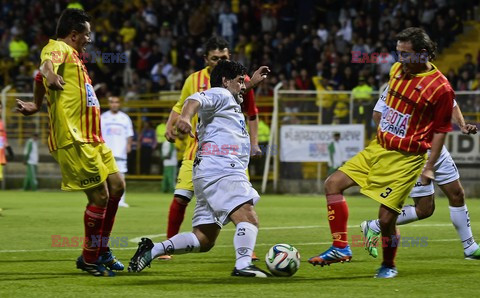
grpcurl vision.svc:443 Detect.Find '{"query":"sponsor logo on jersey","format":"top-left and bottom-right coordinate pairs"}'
top-left (85, 83), bottom-right (99, 107)
top-left (80, 175), bottom-right (101, 186)
top-left (379, 106), bottom-right (410, 138)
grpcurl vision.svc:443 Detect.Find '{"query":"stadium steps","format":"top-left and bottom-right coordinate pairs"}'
top-left (435, 22), bottom-right (480, 73)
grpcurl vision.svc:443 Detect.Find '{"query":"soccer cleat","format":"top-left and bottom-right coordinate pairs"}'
top-left (231, 265), bottom-right (271, 278)
top-left (374, 265), bottom-right (398, 278)
top-left (128, 237), bottom-right (154, 272)
top-left (118, 202), bottom-right (129, 208)
top-left (98, 248), bottom-right (125, 271)
top-left (157, 255), bottom-right (172, 260)
top-left (76, 256), bottom-right (115, 277)
top-left (360, 220), bottom-right (380, 258)
top-left (251, 251), bottom-right (259, 261)
top-left (465, 247), bottom-right (480, 260)
top-left (308, 245), bottom-right (352, 266)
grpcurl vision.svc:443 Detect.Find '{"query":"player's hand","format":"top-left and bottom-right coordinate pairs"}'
top-left (250, 144), bottom-right (263, 158)
top-left (165, 125), bottom-right (177, 143)
top-left (46, 72), bottom-right (65, 90)
top-left (460, 124), bottom-right (478, 135)
top-left (420, 167), bottom-right (435, 186)
top-left (16, 99), bottom-right (38, 116)
top-left (250, 66), bottom-right (270, 87)
top-left (176, 117), bottom-right (194, 138)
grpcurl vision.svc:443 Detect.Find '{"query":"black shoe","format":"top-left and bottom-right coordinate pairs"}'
top-left (231, 265), bottom-right (271, 278)
top-left (128, 238), bottom-right (154, 272)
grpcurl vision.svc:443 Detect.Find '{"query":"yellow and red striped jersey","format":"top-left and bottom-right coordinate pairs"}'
top-left (377, 62), bottom-right (453, 153)
top-left (172, 67), bottom-right (211, 161)
top-left (40, 39), bottom-right (103, 152)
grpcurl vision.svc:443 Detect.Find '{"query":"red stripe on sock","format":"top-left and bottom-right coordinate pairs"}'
top-left (83, 205), bottom-right (106, 263)
top-left (99, 196), bottom-right (121, 254)
top-left (167, 198), bottom-right (188, 238)
top-left (326, 194), bottom-right (349, 248)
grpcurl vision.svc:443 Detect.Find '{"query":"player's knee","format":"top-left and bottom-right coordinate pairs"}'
top-left (449, 187), bottom-right (465, 207)
top-left (109, 179), bottom-right (125, 197)
top-left (417, 200), bottom-right (435, 219)
top-left (199, 240), bottom-right (216, 252)
top-left (174, 195), bottom-right (190, 205)
top-left (324, 174), bottom-right (342, 194)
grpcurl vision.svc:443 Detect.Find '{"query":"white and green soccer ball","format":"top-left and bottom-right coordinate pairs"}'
top-left (265, 244), bottom-right (301, 277)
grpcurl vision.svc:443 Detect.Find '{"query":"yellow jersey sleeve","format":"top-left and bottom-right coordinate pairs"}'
top-left (172, 74), bottom-right (194, 114)
top-left (40, 40), bottom-right (71, 74)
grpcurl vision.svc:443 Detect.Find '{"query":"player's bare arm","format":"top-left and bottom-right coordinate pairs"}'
top-left (373, 111), bottom-right (381, 128)
top-left (177, 99), bottom-right (201, 138)
top-left (40, 60), bottom-right (65, 90)
top-left (452, 104), bottom-right (477, 135)
top-left (245, 66), bottom-right (270, 91)
top-left (165, 110), bottom-right (180, 142)
top-left (16, 79), bottom-right (46, 116)
top-left (421, 132), bottom-right (446, 185)
top-left (248, 117), bottom-right (262, 157)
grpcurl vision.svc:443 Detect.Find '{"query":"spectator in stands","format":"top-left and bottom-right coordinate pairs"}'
top-left (119, 20), bottom-right (136, 44)
top-left (351, 77), bottom-right (374, 137)
top-left (218, 5), bottom-right (238, 48)
top-left (9, 33), bottom-right (28, 62)
top-left (459, 53), bottom-right (476, 80)
top-left (139, 120), bottom-right (157, 175)
top-left (457, 70), bottom-right (470, 91)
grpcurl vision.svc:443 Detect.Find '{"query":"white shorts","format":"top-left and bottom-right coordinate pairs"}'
top-left (192, 173), bottom-right (260, 228)
top-left (115, 157), bottom-right (127, 174)
top-left (410, 149), bottom-right (459, 198)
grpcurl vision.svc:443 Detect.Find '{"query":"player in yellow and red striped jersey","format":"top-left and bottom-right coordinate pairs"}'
top-left (16, 9), bottom-right (124, 277)
top-left (308, 27), bottom-right (454, 278)
top-left (162, 36), bottom-right (269, 261)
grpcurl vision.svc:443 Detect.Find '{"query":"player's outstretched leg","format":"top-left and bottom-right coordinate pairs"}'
top-left (360, 220), bottom-right (380, 258)
top-left (309, 192), bottom-right (352, 267)
top-left (129, 232), bottom-right (203, 272)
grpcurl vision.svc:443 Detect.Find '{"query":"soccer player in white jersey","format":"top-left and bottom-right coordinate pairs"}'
top-left (128, 60), bottom-right (270, 277)
top-left (361, 86), bottom-right (480, 259)
top-left (101, 97), bottom-right (134, 207)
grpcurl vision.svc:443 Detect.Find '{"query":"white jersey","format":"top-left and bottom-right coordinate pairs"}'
top-left (162, 141), bottom-right (177, 167)
top-left (189, 87), bottom-right (250, 178)
top-left (100, 110), bottom-right (134, 160)
top-left (23, 138), bottom-right (38, 165)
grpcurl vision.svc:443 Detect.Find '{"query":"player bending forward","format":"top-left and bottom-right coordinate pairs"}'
top-left (128, 60), bottom-right (270, 278)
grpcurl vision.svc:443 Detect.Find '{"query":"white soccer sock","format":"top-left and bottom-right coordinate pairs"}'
top-left (151, 232), bottom-right (201, 258)
top-left (234, 222), bottom-right (258, 270)
top-left (369, 205), bottom-right (418, 233)
top-left (449, 205), bottom-right (479, 256)
top-left (396, 205), bottom-right (419, 225)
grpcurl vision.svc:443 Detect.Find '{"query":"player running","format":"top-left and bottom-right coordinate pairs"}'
top-left (129, 60), bottom-right (270, 277)
top-left (161, 36), bottom-right (268, 260)
top-left (361, 86), bottom-right (480, 259)
top-left (16, 9), bottom-right (124, 277)
top-left (308, 27), bottom-right (454, 278)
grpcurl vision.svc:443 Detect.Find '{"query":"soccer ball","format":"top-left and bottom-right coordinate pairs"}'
top-left (265, 244), bottom-right (301, 277)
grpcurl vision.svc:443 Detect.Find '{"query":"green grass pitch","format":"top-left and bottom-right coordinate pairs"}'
top-left (1, 191), bottom-right (479, 297)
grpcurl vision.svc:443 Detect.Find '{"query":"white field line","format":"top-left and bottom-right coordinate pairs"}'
top-left (0, 223), bottom-right (456, 253)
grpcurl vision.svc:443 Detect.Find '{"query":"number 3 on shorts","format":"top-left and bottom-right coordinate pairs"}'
top-left (380, 187), bottom-right (393, 198)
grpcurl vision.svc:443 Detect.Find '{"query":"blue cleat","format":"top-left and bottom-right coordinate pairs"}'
top-left (374, 265), bottom-right (398, 278)
top-left (308, 245), bottom-right (352, 267)
top-left (98, 248), bottom-right (125, 271)
top-left (76, 256), bottom-right (115, 277)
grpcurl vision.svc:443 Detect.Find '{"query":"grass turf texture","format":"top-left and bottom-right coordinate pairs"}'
top-left (1, 191), bottom-right (479, 297)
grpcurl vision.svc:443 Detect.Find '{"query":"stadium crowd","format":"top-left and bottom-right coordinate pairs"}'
top-left (1, 0), bottom-right (478, 97)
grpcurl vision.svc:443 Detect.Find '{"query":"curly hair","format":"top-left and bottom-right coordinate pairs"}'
top-left (210, 60), bottom-right (247, 88)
